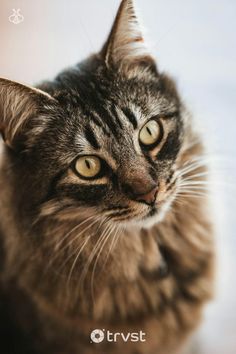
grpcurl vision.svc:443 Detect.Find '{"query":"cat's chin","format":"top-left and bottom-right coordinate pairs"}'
top-left (120, 196), bottom-right (174, 230)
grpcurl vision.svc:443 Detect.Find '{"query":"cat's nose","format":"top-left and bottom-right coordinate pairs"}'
top-left (136, 185), bottom-right (158, 205)
top-left (122, 180), bottom-right (158, 206)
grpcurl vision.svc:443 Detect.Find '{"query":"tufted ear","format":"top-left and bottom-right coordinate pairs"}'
top-left (101, 0), bottom-right (157, 75)
top-left (0, 78), bottom-right (54, 149)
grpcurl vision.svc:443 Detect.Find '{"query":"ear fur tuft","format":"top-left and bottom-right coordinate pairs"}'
top-left (0, 78), bottom-right (54, 148)
top-left (101, 0), bottom-right (156, 74)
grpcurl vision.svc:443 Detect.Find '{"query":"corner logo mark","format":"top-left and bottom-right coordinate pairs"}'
top-left (9, 9), bottom-right (24, 24)
top-left (90, 329), bottom-right (105, 343)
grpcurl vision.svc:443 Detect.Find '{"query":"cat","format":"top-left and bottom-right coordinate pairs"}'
top-left (0, 0), bottom-right (214, 353)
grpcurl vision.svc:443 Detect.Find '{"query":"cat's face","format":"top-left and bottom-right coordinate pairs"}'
top-left (0, 0), bottom-right (186, 229)
top-left (36, 68), bottom-right (183, 228)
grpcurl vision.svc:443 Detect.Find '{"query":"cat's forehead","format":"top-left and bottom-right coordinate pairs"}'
top-left (45, 65), bottom-right (181, 166)
top-left (66, 77), bottom-right (178, 129)
top-left (56, 61), bottom-right (178, 119)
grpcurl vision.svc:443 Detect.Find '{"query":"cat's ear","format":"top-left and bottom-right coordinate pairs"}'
top-left (0, 78), bottom-right (54, 149)
top-left (101, 0), bottom-right (157, 75)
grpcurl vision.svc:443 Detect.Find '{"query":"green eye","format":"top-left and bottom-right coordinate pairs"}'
top-left (75, 156), bottom-right (101, 178)
top-left (139, 120), bottom-right (161, 146)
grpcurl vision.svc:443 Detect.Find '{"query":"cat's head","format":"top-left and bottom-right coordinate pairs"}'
top-left (0, 0), bottom-right (193, 229)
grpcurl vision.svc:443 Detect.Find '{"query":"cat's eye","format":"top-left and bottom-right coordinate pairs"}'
top-left (75, 156), bottom-right (101, 179)
top-left (139, 120), bottom-right (161, 146)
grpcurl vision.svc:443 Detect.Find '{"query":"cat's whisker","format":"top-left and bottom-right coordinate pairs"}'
top-left (80, 227), bottom-right (109, 297)
top-left (103, 206), bottom-right (131, 216)
top-left (179, 179), bottom-right (211, 185)
top-left (178, 161), bottom-right (208, 177)
top-left (178, 184), bottom-right (211, 190)
top-left (54, 215), bottom-right (96, 251)
top-left (97, 224), bottom-right (122, 283)
top-left (102, 225), bottom-right (120, 270)
top-left (176, 191), bottom-right (208, 198)
top-left (179, 154), bottom-right (231, 176)
top-left (62, 216), bottom-right (106, 274)
top-left (77, 219), bottom-right (111, 295)
top-left (57, 231), bottom-right (95, 275)
top-left (47, 217), bottom-right (100, 272)
top-left (173, 198), bottom-right (186, 207)
top-left (66, 234), bottom-right (93, 287)
top-left (180, 172), bottom-right (210, 180)
top-left (177, 186), bottom-right (209, 192)
top-left (50, 220), bottom-right (97, 263)
top-left (182, 154), bottom-right (225, 165)
top-left (91, 223), bottom-right (116, 303)
top-left (89, 222), bottom-right (113, 279)
top-left (180, 177), bottom-right (236, 189)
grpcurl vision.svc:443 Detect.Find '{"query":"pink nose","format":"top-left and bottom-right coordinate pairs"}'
top-left (136, 186), bottom-right (158, 205)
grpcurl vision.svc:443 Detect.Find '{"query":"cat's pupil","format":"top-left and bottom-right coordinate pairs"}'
top-left (85, 160), bottom-right (91, 169)
top-left (146, 127), bottom-right (152, 136)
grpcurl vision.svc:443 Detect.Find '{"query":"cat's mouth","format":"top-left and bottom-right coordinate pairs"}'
top-left (101, 181), bottom-right (177, 227)
top-left (146, 205), bottom-right (158, 218)
top-left (110, 196), bottom-right (173, 228)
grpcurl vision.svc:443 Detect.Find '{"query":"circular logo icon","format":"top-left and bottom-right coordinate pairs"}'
top-left (90, 329), bottom-right (105, 343)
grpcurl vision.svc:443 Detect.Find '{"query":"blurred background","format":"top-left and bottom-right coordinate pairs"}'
top-left (0, 1), bottom-right (236, 353)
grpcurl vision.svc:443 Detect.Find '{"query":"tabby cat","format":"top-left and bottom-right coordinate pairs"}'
top-left (0, 1), bottom-right (214, 353)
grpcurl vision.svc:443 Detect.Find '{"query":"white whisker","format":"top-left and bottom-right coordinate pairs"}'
top-left (66, 234), bottom-right (93, 286)
top-left (54, 215), bottom-right (95, 251)
top-left (77, 219), bottom-right (110, 295)
top-left (179, 184), bottom-right (210, 190)
top-left (90, 223), bottom-right (116, 302)
top-left (48, 217), bottom-right (99, 271)
top-left (176, 191), bottom-right (208, 197)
